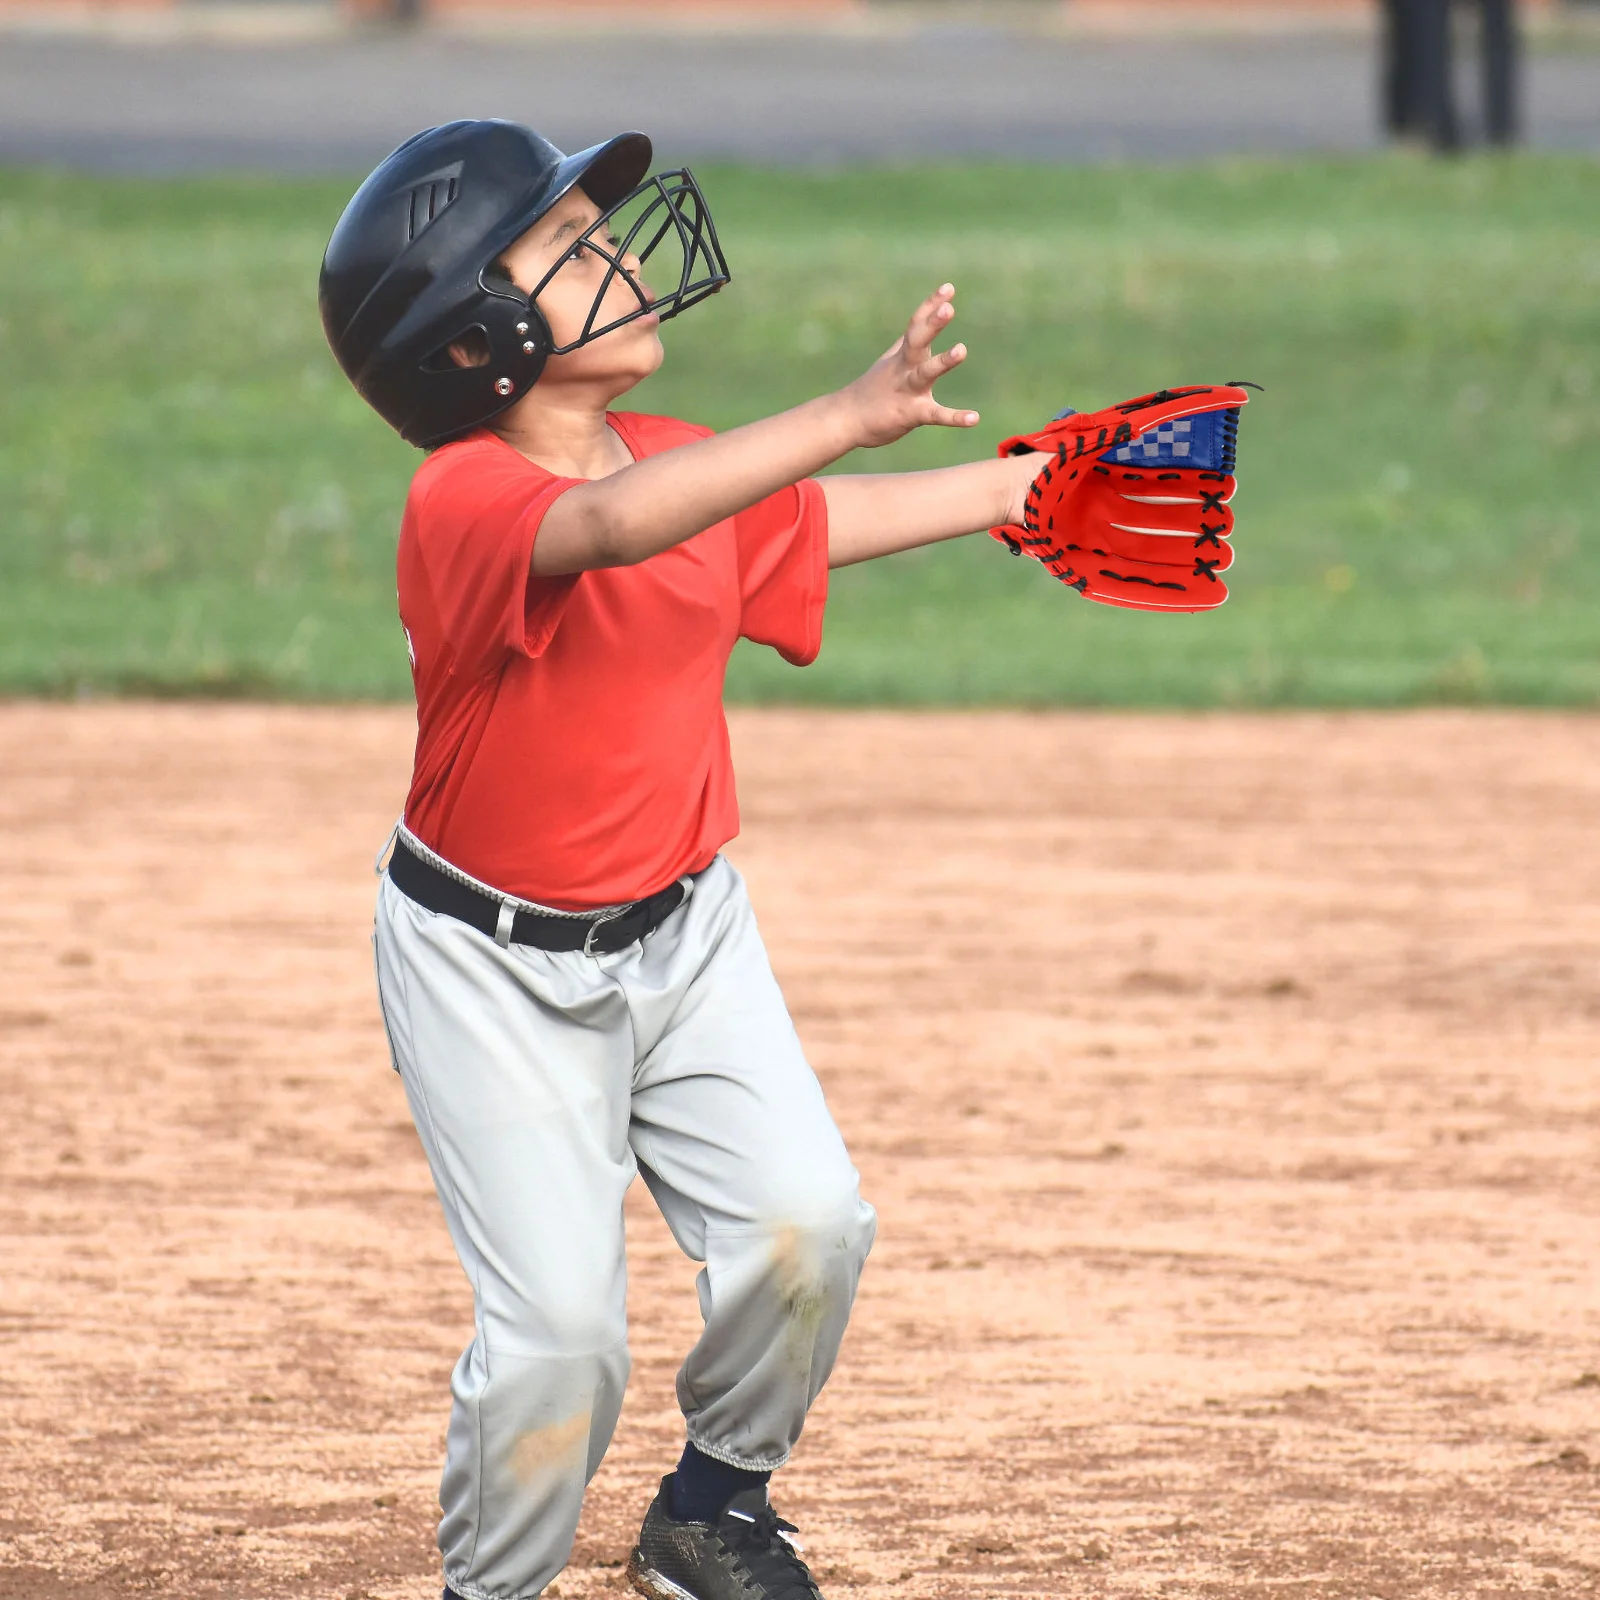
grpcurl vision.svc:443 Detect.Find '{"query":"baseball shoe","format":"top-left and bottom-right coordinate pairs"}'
top-left (627, 1475), bottom-right (824, 1600)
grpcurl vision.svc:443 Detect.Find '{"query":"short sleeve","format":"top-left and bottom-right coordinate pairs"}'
top-left (733, 478), bottom-right (830, 667)
top-left (410, 441), bottom-right (583, 680)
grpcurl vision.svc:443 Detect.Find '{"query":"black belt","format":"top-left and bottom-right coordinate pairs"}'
top-left (388, 836), bottom-right (690, 955)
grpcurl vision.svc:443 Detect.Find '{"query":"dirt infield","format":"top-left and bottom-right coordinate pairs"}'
top-left (1, 704), bottom-right (1596, 1600)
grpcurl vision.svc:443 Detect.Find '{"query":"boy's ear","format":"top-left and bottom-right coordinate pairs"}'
top-left (446, 330), bottom-right (492, 370)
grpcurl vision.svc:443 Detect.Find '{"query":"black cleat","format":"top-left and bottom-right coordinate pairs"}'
top-left (628, 1476), bottom-right (824, 1600)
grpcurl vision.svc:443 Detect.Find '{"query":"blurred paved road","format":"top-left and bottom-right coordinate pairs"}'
top-left (1, 25), bottom-right (1597, 172)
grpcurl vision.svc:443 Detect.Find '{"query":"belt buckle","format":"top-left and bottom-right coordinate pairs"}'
top-left (582, 907), bottom-right (627, 958)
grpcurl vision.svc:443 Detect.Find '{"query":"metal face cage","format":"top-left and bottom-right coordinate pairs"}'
top-left (510, 168), bottom-right (731, 354)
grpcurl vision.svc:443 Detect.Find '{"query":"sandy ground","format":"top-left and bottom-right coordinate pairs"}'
top-left (0, 704), bottom-right (1597, 1600)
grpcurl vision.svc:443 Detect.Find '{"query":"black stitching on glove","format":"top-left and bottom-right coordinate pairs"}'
top-left (1101, 568), bottom-right (1187, 592)
top-left (1114, 387), bottom-right (1209, 414)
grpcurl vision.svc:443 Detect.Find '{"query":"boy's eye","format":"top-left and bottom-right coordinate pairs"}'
top-left (568, 232), bottom-right (622, 269)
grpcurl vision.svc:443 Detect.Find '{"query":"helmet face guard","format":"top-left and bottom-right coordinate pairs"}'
top-left (509, 168), bottom-right (730, 356)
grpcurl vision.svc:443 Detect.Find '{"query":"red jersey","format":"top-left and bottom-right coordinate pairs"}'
top-left (396, 412), bottom-right (829, 909)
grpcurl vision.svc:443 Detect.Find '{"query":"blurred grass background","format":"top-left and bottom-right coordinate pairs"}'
top-left (1, 156), bottom-right (1596, 704)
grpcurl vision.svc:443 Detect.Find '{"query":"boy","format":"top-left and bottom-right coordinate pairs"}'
top-left (320, 119), bottom-right (1044, 1600)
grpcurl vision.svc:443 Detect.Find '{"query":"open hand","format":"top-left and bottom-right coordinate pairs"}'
top-left (841, 284), bottom-right (979, 449)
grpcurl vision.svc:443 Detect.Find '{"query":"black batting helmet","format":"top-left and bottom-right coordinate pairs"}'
top-left (318, 120), bottom-right (730, 448)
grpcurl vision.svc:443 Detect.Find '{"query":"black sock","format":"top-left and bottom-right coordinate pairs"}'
top-left (667, 1440), bottom-right (771, 1523)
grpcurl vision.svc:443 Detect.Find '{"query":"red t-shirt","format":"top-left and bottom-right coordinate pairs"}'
top-left (396, 412), bottom-right (828, 909)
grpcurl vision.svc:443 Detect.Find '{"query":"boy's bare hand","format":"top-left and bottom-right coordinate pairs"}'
top-left (841, 284), bottom-right (979, 449)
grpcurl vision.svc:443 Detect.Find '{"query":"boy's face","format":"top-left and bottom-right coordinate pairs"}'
top-left (502, 187), bottom-right (664, 387)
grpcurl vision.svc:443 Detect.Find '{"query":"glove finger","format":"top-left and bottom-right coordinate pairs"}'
top-left (1102, 466), bottom-right (1237, 509)
top-left (1082, 571), bottom-right (1231, 612)
top-left (1050, 552), bottom-right (1231, 612)
top-left (1025, 521), bottom-right (1233, 590)
top-left (1062, 523), bottom-right (1236, 573)
top-left (1069, 487), bottom-right (1235, 542)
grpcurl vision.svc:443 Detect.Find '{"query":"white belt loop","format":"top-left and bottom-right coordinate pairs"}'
top-left (493, 899), bottom-right (517, 949)
top-left (676, 873), bottom-right (695, 907)
top-left (374, 818), bottom-right (401, 876)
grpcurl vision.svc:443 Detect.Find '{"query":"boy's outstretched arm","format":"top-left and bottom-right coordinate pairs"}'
top-left (534, 284), bottom-right (991, 576)
top-left (820, 458), bottom-right (1036, 569)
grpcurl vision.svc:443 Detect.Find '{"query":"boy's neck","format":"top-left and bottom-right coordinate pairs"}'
top-left (492, 388), bottom-right (635, 481)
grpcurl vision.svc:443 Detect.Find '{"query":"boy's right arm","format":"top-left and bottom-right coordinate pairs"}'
top-left (532, 284), bottom-right (978, 577)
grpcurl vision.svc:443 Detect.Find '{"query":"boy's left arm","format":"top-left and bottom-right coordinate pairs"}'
top-left (821, 456), bottom-right (1039, 569)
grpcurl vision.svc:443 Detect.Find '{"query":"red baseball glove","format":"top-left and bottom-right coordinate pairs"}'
top-left (991, 384), bottom-right (1254, 613)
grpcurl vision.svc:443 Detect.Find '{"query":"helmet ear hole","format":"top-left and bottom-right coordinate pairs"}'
top-left (421, 327), bottom-right (492, 373)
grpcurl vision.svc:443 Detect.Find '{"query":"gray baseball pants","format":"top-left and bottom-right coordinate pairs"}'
top-left (372, 847), bottom-right (876, 1600)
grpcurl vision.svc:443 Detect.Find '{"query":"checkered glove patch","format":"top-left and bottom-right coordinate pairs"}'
top-left (1113, 418), bottom-right (1193, 460)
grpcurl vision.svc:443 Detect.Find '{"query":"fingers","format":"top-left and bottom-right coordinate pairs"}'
top-left (924, 401), bottom-right (981, 429)
top-left (914, 341), bottom-right (967, 387)
top-left (913, 288), bottom-right (973, 425)
top-left (851, 281), bottom-right (974, 440)
top-left (903, 282), bottom-right (956, 362)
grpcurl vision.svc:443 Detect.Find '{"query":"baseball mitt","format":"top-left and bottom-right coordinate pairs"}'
top-left (991, 384), bottom-right (1255, 613)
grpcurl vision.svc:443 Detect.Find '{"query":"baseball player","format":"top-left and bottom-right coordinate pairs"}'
top-left (319, 120), bottom-right (1244, 1600)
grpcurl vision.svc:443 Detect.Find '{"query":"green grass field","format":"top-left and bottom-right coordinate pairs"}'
top-left (2, 157), bottom-right (1597, 704)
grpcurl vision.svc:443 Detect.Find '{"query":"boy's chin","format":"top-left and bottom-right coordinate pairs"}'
top-left (624, 327), bottom-right (666, 379)
top-left (546, 331), bottom-right (664, 394)
top-left (624, 332), bottom-right (666, 382)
